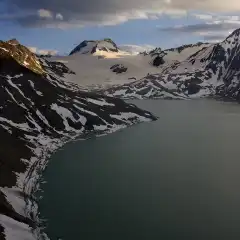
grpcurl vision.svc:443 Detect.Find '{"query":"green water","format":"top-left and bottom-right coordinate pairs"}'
top-left (39, 100), bottom-right (240, 240)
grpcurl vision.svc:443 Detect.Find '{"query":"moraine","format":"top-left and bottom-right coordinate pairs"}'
top-left (39, 99), bottom-right (240, 240)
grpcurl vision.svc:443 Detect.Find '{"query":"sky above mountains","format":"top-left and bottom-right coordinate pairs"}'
top-left (1, 0), bottom-right (240, 55)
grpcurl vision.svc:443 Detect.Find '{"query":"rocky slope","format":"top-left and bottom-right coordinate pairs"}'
top-left (0, 41), bottom-right (157, 240)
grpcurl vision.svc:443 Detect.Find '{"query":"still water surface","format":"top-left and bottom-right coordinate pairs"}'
top-left (39, 100), bottom-right (240, 240)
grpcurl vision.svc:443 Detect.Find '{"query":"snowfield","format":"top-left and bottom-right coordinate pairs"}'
top-left (50, 54), bottom-right (158, 88)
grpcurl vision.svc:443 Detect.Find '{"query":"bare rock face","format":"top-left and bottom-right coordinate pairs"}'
top-left (110, 64), bottom-right (128, 74)
top-left (152, 56), bottom-right (165, 67)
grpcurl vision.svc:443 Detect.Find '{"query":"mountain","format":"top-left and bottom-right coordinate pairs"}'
top-left (59, 39), bottom-right (210, 90)
top-left (69, 38), bottom-right (119, 55)
top-left (148, 42), bottom-right (211, 68)
top-left (0, 40), bottom-right (157, 240)
top-left (52, 35), bottom-right (239, 99)
top-left (103, 29), bottom-right (240, 101)
top-left (44, 31), bottom-right (240, 101)
top-left (60, 40), bottom-right (212, 90)
top-left (161, 28), bottom-right (240, 100)
top-left (103, 70), bottom-right (214, 100)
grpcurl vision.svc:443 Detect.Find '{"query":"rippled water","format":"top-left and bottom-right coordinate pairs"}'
top-left (39, 99), bottom-right (240, 240)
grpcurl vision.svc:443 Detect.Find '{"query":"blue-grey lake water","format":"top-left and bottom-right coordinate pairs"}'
top-left (39, 100), bottom-right (240, 240)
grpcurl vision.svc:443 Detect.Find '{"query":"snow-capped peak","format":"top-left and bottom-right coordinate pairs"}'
top-left (69, 38), bottom-right (119, 56)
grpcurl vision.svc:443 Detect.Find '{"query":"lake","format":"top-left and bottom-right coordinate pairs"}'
top-left (39, 99), bottom-right (240, 240)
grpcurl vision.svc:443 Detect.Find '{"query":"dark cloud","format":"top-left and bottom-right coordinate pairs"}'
top-left (2, 0), bottom-right (240, 28)
top-left (160, 22), bottom-right (240, 33)
top-left (1, 0), bottom-right (163, 27)
top-left (159, 21), bottom-right (239, 43)
top-left (203, 33), bottom-right (230, 42)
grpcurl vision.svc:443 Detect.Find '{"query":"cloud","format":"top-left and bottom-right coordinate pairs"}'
top-left (28, 47), bottom-right (37, 53)
top-left (160, 21), bottom-right (240, 34)
top-left (192, 14), bottom-right (214, 20)
top-left (2, 0), bottom-right (240, 28)
top-left (159, 18), bottom-right (240, 42)
top-left (119, 44), bottom-right (155, 54)
top-left (56, 13), bottom-right (63, 20)
top-left (28, 46), bottom-right (58, 55)
top-left (202, 32), bottom-right (231, 42)
top-left (192, 13), bottom-right (240, 23)
top-left (38, 9), bottom-right (53, 19)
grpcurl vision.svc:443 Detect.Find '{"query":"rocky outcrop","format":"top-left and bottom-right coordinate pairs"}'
top-left (152, 56), bottom-right (165, 67)
top-left (110, 64), bottom-right (128, 74)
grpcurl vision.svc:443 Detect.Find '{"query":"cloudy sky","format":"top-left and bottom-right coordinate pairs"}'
top-left (1, 0), bottom-right (240, 55)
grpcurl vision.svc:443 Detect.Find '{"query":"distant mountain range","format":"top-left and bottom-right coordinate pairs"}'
top-left (48, 30), bottom-right (240, 101)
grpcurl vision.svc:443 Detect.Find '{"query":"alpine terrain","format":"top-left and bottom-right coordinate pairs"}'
top-left (2, 27), bottom-right (240, 240)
